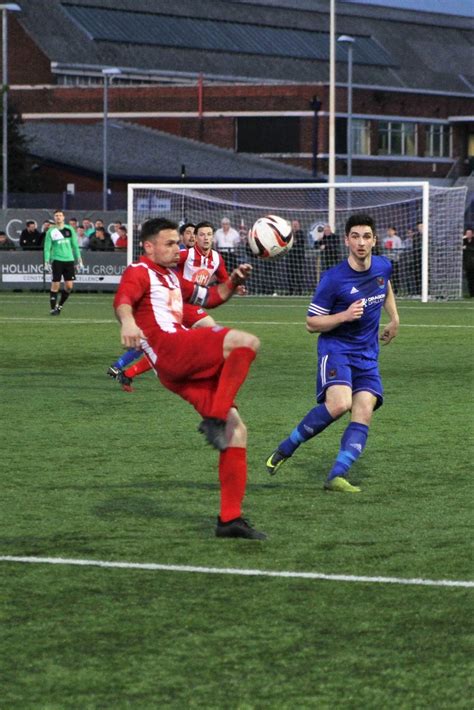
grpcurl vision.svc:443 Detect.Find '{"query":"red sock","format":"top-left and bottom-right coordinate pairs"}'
top-left (210, 347), bottom-right (256, 420)
top-left (124, 356), bottom-right (153, 379)
top-left (218, 447), bottom-right (247, 522)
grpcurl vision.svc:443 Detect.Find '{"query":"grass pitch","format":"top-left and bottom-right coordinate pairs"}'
top-left (1, 292), bottom-right (473, 708)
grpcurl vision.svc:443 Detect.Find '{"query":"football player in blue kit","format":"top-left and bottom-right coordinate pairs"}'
top-left (266, 213), bottom-right (400, 492)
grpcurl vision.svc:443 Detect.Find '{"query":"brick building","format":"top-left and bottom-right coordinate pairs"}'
top-left (3, 0), bottom-right (474, 199)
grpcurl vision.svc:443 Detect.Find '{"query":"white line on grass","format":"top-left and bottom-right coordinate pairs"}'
top-left (0, 555), bottom-right (472, 588)
top-left (1, 296), bottom-right (473, 310)
top-left (0, 316), bottom-right (472, 328)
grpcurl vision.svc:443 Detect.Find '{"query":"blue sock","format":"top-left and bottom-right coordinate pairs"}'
top-left (327, 422), bottom-right (369, 481)
top-left (112, 348), bottom-right (142, 370)
top-left (278, 404), bottom-right (335, 457)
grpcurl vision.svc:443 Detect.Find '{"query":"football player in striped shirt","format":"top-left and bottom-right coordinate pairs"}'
top-left (114, 217), bottom-right (266, 539)
top-left (108, 221), bottom-right (232, 390)
top-left (266, 213), bottom-right (400, 493)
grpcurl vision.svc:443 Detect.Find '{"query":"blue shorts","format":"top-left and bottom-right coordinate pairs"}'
top-left (316, 352), bottom-right (384, 410)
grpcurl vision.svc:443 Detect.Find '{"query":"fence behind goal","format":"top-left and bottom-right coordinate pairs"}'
top-left (127, 183), bottom-right (467, 300)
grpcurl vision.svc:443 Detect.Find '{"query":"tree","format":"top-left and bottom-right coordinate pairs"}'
top-left (0, 103), bottom-right (39, 193)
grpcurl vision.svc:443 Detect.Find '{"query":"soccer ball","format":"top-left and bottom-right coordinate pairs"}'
top-left (248, 215), bottom-right (293, 258)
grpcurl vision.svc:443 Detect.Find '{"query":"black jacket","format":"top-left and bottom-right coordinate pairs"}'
top-left (20, 228), bottom-right (43, 250)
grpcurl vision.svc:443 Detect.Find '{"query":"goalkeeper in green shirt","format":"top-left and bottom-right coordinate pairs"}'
top-left (43, 209), bottom-right (83, 315)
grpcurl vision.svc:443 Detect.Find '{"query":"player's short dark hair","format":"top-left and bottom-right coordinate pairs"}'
top-left (195, 221), bottom-right (214, 233)
top-left (179, 222), bottom-right (196, 235)
top-left (141, 218), bottom-right (178, 242)
top-left (345, 213), bottom-right (376, 235)
top-left (53, 209), bottom-right (64, 215)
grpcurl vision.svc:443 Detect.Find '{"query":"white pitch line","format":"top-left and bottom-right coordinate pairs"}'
top-left (0, 555), bottom-right (472, 588)
top-left (0, 316), bottom-right (472, 328)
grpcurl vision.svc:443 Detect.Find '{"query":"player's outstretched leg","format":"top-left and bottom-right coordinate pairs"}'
top-left (266, 404), bottom-right (335, 475)
top-left (324, 422), bottom-right (368, 493)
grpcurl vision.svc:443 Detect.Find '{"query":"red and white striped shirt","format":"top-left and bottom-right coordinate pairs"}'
top-left (114, 256), bottom-right (225, 336)
top-left (178, 246), bottom-right (228, 286)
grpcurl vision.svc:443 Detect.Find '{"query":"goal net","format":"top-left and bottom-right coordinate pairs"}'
top-left (127, 182), bottom-right (467, 301)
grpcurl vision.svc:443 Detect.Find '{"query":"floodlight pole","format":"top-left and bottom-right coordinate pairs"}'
top-left (337, 35), bottom-right (355, 181)
top-left (328, 0), bottom-right (336, 230)
top-left (102, 67), bottom-right (121, 212)
top-left (1, 3), bottom-right (21, 210)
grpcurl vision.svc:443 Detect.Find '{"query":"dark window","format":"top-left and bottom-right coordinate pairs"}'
top-left (236, 117), bottom-right (300, 153)
top-left (336, 118), bottom-right (347, 154)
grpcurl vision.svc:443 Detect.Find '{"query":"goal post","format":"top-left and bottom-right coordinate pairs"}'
top-left (127, 181), bottom-right (467, 301)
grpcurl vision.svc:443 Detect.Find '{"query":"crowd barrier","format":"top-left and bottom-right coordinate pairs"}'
top-left (0, 251), bottom-right (127, 291)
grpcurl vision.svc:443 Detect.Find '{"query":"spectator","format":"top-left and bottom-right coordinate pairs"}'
top-left (19, 220), bottom-right (42, 250)
top-left (114, 226), bottom-right (128, 251)
top-left (0, 230), bottom-right (16, 250)
top-left (319, 224), bottom-right (340, 271)
top-left (89, 226), bottom-right (114, 251)
top-left (110, 221), bottom-right (123, 246)
top-left (214, 217), bottom-right (240, 273)
top-left (382, 226), bottom-right (403, 293)
top-left (83, 218), bottom-right (95, 237)
top-left (68, 217), bottom-right (79, 231)
top-left (412, 222), bottom-right (423, 295)
top-left (93, 218), bottom-right (110, 239)
top-left (287, 219), bottom-right (306, 295)
top-left (76, 226), bottom-right (90, 250)
top-left (40, 220), bottom-right (53, 249)
top-left (462, 227), bottom-right (474, 297)
top-left (398, 228), bottom-right (414, 293)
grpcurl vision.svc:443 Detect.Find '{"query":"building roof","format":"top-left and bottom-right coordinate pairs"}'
top-left (15, 0), bottom-right (474, 94)
top-left (21, 120), bottom-right (312, 180)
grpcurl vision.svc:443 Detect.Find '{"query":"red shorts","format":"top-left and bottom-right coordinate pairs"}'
top-left (183, 303), bottom-right (209, 328)
top-left (147, 326), bottom-right (230, 417)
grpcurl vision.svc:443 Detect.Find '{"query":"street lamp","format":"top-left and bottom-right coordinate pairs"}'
top-left (337, 35), bottom-right (355, 181)
top-left (1, 3), bottom-right (21, 210)
top-left (102, 67), bottom-right (121, 211)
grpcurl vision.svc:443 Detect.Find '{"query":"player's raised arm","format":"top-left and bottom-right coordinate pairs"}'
top-left (184, 263), bottom-right (253, 309)
top-left (380, 281), bottom-right (400, 345)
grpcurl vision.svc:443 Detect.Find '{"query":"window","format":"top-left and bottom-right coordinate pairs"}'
top-left (336, 118), bottom-right (371, 155)
top-left (378, 121), bottom-right (416, 156)
top-left (352, 119), bottom-right (371, 155)
top-left (424, 124), bottom-right (451, 158)
top-left (236, 117), bottom-right (300, 153)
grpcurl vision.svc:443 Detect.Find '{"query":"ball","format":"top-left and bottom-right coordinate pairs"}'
top-left (248, 215), bottom-right (293, 259)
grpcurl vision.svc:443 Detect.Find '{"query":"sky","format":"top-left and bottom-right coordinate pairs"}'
top-left (341, 0), bottom-right (474, 17)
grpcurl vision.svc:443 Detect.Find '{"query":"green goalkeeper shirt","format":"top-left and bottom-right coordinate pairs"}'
top-left (44, 225), bottom-right (81, 263)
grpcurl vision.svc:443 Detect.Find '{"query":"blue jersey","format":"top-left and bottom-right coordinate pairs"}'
top-left (308, 256), bottom-right (392, 360)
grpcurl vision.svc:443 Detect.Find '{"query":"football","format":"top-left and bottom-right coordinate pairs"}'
top-left (248, 215), bottom-right (294, 258)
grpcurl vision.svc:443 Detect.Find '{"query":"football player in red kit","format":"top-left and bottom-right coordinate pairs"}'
top-left (114, 217), bottom-right (266, 540)
top-left (113, 220), bottom-right (231, 389)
